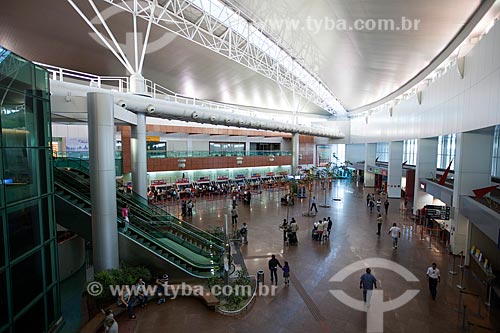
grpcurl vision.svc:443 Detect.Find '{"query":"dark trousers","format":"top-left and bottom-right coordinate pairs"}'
top-left (377, 223), bottom-right (382, 235)
top-left (310, 203), bottom-right (318, 212)
top-left (232, 216), bottom-right (237, 225)
top-left (429, 278), bottom-right (438, 300)
top-left (270, 268), bottom-right (278, 284)
top-left (126, 297), bottom-right (135, 317)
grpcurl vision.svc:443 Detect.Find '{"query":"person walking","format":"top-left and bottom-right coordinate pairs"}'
top-left (388, 223), bottom-right (401, 249)
top-left (231, 205), bottom-right (238, 226)
top-left (187, 199), bottom-right (193, 216)
top-left (369, 198), bottom-right (374, 212)
top-left (326, 217), bottom-right (333, 239)
top-left (376, 214), bottom-right (383, 235)
top-left (310, 196), bottom-right (318, 213)
top-left (280, 219), bottom-right (288, 244)
top-left (360, 268), bottom-right (377, 303)
top-left (282, 261), bottom-right (291, 286)
top-left (268, 254), bottom-right (282, 285)
top-left (289, 218), bottom-right (299, 243)
top-left (426, 263), bottom-right (441, 300)
top-left (384, 199), bottom-right (389, 215)
top-left (181, 200), bottom-right (187, 216)
top-left (366, 193), bottom-right (371, 207)
top-left (376, 199), bottom-right (382, 213)
top-left (240, 222), bottom-right (248, 244)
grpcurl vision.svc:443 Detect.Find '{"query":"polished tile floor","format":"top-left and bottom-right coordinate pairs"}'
top-left (120, 180), bottom-right (500, 333)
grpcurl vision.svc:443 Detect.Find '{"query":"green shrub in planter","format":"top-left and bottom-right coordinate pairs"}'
top-left (92, 266), bottom-right (152, 301)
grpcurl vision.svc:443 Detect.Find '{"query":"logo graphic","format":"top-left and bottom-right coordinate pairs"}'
top-left (89, 2), bottom-right (176, 60)
top-left (329, 258), bottom-right (419, 333)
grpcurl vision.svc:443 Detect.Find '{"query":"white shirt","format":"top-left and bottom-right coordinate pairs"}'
top-left (317, 222), bottom-right (324, 231)
top-left (389, 226), bottom-right (400, 238)
top-left (426, 267), bottom-right (440, 279)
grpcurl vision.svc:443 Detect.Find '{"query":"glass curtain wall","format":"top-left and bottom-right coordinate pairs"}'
top-left (0, 46), bottom-right (61, 332)
top-left (376, 142), bottom-right (389, 162)
top-left (403, 139), bottom-right (418, 166)
top-left (492, 125), bottom-right (500, 178)
top-left (437, 134), bottom-right (456, 170)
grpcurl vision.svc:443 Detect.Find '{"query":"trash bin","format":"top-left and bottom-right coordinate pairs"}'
top-left (257, 270), bottom-right (264, 285)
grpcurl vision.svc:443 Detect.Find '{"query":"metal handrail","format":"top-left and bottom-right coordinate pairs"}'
top-left (35, 62), bottom-right (263, 116)
top-left (55, 169), bottom-right (223, 267)
top-left (54, 157), bottom-right (225, 248)
top-left (123, 220), bottom-right (221, 270)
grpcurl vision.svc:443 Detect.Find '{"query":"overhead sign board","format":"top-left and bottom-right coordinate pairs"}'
top-left (425, 205), bottom-right (450, 220)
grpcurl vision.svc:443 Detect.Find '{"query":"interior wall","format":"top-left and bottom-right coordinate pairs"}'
top-left (349, 20), bottom-right (500, 143)
top-left (470, 223), bottom-right (500, 275)
top-left (346, 144), bottom-right (366, 163)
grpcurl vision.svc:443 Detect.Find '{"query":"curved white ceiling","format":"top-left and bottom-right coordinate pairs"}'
top-left (0, 0), bottom-right (487, 115)
top-left (230, 0), bottom-right (483, 110)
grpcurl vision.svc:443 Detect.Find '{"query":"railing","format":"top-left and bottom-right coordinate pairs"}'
top-left (125, 213), bottom-right (221, 260)
top-left (54, 151), bottom-right (122, 160)
top-left (123, 219), bottom-right (221, 271)
top-left (56, 166), bottom-right (223, 261)
top-left (54, 157), bottom-right (225, 248)
top-left (116, 189), bottom-right (224, 249)
top-left (53, 149), bottom-right (289, 160)
top-left (147, 150), bottom-right (291, 158)
top-left (37, 62), bottom-right (270, 118)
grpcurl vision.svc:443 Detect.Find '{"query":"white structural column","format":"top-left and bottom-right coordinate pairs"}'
top-left (131, 112), bottom-right (148, 198)
top-left (387, 141), bottom-right (403, 198)
top-left (413, 138), bottom-right (438, 213)
top-left (87, 92), bottom-right (119, 272)
top-left (451, 130), bottom-right (494, 255)
top-left (364, 143), bottom-right (377, 187)
top-left (292, 133), bottom-right (300, 175)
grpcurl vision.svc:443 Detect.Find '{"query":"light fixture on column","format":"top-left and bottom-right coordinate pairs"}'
top-left (236, 156), bottom-right (243, 165)
top-left (178, 158), bottom-right (186, 169)
top-left (269, 155), bottom-right (275, 162)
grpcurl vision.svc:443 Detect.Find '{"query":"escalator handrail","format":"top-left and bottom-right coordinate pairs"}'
top-left (117, 219), bottom-right (218, 279)
top-left (128, 214), bottom-right (220, 258)
top-left (115, 197), bottom-right (224, 256)
top-left (54, 185), bottom-right (92, 216)
top-left (55, 158), bottom-right (224, 246)
top-left (154, 220), bottom-right (224, 253)
top-left (117, 193), bottom-right (224, 252)
top-left (127, 215), bottom-right (222, 263)
top-left (122, 219), bottom-right (222, 270)
top-left (54, 168), bottom-right (91, 197)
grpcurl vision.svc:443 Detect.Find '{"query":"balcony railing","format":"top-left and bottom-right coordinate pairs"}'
top-left (146, 150), bottom-right (292, 159)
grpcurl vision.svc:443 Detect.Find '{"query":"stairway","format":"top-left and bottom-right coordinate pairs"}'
top-left (53, 158), bottom-right (224, 278)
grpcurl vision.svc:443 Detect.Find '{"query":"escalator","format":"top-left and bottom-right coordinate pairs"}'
top-left (54, 159), bottom-right (224, 279)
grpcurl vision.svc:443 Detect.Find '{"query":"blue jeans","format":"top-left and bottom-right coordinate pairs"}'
top-left (125, 296), bottom-right (135, 317)
top-left (138, 294), bottom-right (147, 307)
